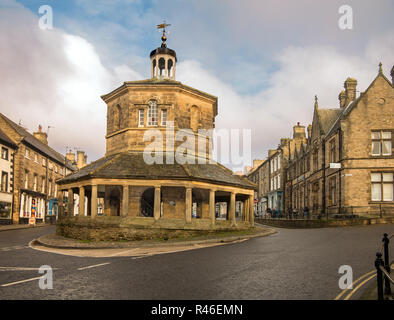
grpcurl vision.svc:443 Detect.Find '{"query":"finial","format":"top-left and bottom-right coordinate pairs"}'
top-left (157, 21), bottom-right (171, 48)
top-left (314, 95), bottom-right (319, 109)
top-left (379, 62), bottom-right (382, 74)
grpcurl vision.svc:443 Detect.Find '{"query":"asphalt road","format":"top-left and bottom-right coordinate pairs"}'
top-left (0, 224), bottom-right (392, 300)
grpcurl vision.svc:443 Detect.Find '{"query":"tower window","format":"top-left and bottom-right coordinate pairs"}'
top-left (158, 58), bottom-right (165, 76)
top-left (148, 100), bottom-right (158, 126)
top-left (161, 109), bottom-right (167, 126)
top-left (138, 109), bottom-right (145, 127)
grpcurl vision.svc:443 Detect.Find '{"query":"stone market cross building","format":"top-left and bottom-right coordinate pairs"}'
top-left (56, 31), bottom-right (256, 240)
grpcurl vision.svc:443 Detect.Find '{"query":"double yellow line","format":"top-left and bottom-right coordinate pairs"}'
top-left (334, 269), bottom-right (376, 300)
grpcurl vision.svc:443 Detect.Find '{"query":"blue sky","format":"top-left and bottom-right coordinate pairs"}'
top-left (1, 0), bottom-right (393, 169)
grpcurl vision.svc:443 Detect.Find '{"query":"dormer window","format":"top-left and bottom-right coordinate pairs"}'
top-left (148, 100), bottom-right (158, 126)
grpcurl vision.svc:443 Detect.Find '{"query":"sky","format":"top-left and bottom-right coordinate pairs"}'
top-left (0, 0), bottom-right (393, 170)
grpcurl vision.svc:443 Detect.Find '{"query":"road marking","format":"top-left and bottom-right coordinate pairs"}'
top-left (0, 267), bottom-right (58, 272)
top-left (77, 262), bottom-right (111, 270)
top-left (1, 276), bottom-right (42, 287)
top-left (334, 269), bottom-right (376, 300)
top-left (344, 274), bottom-right (377, 300)
top-left (131, 255), bottom-right (151, 259)
top-left (0, 245), bottom-right (29, 251)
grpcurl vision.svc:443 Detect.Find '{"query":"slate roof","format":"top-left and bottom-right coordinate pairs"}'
top-left (0, 129), bottom-right (16, 148)
top-left (316, 108), bottom-right (343, 135)
top-left (0, 113), bottom-right (76, 171)
top-left (57, 151), bottom-right (256, 190)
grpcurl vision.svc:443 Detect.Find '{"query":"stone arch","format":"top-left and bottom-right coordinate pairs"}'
top-left (113, 104), bottom-right (121, 131)
top-left (109, 188), bottom-right (121, 216)
top-left (167, 59), bottom-right (174, 77)
top-left (192, 189), bottom-right (204, 218)
top-left (190, 105), bottom-right (200, 131)
top-left (152, 59), bottom-right (157, 77)
top-left (141, 187), bottom-right (154, 217)
top-left (158, 58), bottom-right (165, 76)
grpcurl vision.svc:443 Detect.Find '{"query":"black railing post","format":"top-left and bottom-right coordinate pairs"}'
top-left (375, 252), bottom-right (384, 300)
top-left (382, 233), bottom-right (391, 295)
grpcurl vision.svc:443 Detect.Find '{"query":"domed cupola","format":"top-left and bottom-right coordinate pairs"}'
top-left (150, 23), bottom-right (177, 80)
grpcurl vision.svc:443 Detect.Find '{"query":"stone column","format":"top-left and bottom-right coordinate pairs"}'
top-left (209, 189), bottom-right (215, 225)
top-left (122, 185), bottom-right (129, 217)
top-left (154, 186), bottom-right (161, 220)
top-left (230, 192), bottom-right (236, 225)
top-left (91, 185), bottom-right (98, 217)
top-left (243, 199), bottom-right (248, 222)
top-left (185, 187), bottom-right (192, 223)
top-left (249, 194), bottom-right (254, 226)
top-left (79, 187), bottom-right (85, 216)
top-left (67, 188), bottom-right (73, 216)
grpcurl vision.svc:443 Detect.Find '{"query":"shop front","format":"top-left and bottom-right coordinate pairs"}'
top-left (19, 190), bottom-right (46, 224)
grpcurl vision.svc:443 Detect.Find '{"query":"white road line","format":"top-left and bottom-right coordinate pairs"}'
top-left (0, 267), bottom-right (59, 272)
top-left (77, 262), bottom-right (111, 270)
top-left (1, 276), bottom-right (42, 287)
top-left (131, 255), bottom-right (151, 259)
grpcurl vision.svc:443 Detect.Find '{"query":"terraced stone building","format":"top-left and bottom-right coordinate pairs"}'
top-left (286, 65), bottom-right (394, 217)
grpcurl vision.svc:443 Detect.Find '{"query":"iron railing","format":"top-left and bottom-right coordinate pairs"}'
top-left (375, 233), bottom-right (393, 300)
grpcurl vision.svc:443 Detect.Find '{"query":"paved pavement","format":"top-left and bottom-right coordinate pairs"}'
top-left (0, 224), bottom-right (392, 299)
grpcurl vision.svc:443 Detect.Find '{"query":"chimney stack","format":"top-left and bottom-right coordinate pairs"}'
top-left (33, 125), bottom-right (48, 145)
top-left (344, 77), bottom-right (357, 106)
top-left (253, 159), bottom-right (263, 168)
top-left (307, 124), bottom-right (312, 139)
top-left (77, 151), bottom-right (87, 169)
top-left (293, 122), bottom-right (306, 140)
top-left (66, 149), bottom-right (75, 163)
top-left (338, 90), bottom-right (346, 108)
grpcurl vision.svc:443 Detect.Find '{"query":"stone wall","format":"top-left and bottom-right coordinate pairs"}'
top-left (57, 216), bottom-right (252, 241)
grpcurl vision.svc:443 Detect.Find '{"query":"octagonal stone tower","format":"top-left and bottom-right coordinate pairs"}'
top-left (102, 34), bottom-right (218, 161)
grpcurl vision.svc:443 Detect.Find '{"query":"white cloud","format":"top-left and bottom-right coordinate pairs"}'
top-left (177, 36), bottom-right (394, 169)
top-left (0, 1), bottom-right (393, 172)
top-left (0, 2), bottom-right (142, 161)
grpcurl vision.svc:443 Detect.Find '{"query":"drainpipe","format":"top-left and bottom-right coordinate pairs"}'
top-left (322, 139), bottom-right (327, 219)
top-left (338, 128), bottom-right (342, 215)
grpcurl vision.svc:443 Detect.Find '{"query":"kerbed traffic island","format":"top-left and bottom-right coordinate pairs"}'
top-left (56, 216), bottom-right (257, 242)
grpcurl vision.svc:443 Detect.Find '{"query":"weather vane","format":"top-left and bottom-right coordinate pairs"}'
top-left (157, 21), bottom-right (171, 47)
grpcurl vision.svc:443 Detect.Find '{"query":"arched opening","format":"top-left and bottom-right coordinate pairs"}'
top-left (152, 59), bottom-right (157, 77)
top-left (192, 189), bottom-right (203, 218)
top-left (190, 105), bottom-right (200, 131)
top-left (113, 105), bottom-right (121, 131)
top-left (167, 59), bottom-right (173, 78)
top-left (109, 189), bottom-right (121, 216)
top-left (141, 188), bottom-right (154, 217)
top-left (158, 58), bottom-right (165, 76)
